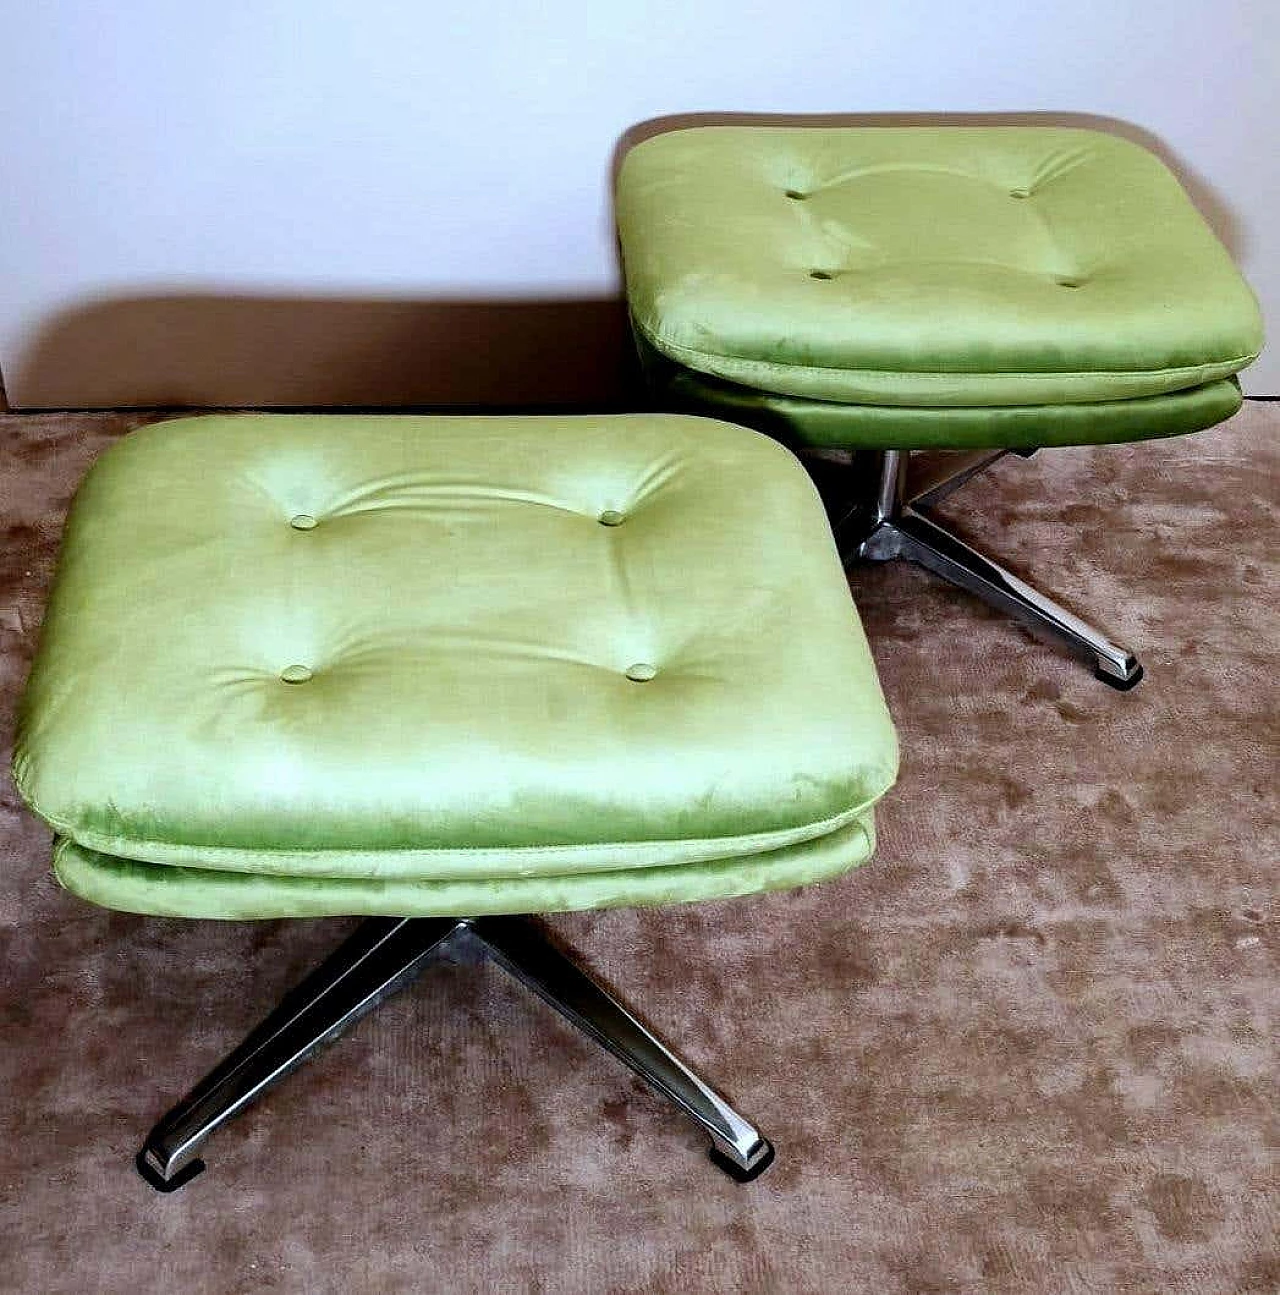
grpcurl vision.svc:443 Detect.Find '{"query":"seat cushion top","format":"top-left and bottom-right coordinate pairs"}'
top-left (14, 414), bottom-right (896, 894)
top-left (617, 126), bottom-right (1263, 407)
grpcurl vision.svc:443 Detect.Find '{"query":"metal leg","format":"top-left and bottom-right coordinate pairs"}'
top-left (470, 916), bottom-right (775, 1181)
top-left (904, 448), bottom-right (1015, 509)
top-left (804, 444), bottom-right (1144, 688)
top-left (888, 508), bottom-right (1143, 689)
top-left (137, 915), bottom-right (774, 1190)
top-left (136, 916), bottom-right (463, 1190)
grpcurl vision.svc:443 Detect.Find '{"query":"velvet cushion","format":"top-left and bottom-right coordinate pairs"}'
top-left (13, 413), bottom-right (897, 918)
top-left (617, 126), bottom-right (1262, 411)
top-left (50, 817), bottom-right (877, 921)
top-left (645, 339), bottom-right (1243, 451)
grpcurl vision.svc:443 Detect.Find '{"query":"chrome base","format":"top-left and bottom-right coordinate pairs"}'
top-left (815, 448), bottom-right (1143, 689)
top-left (136, 916), bottom-right (773, 1191)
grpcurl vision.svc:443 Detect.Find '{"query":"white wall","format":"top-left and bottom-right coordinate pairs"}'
top-left (0, 0), bottom-right (1275, 406)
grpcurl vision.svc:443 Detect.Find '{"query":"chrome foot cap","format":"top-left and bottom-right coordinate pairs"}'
top-left (1095, 663), bottom-right (1144, 692)
top-left (136, 1149), bottom-right (206, 1193)
top-left (708, 1139), bottom-right (776, 1183)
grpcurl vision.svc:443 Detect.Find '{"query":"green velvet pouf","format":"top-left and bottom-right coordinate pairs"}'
top-left (617, 126), bottom-right (1263, 450)
top-left (14, 413), bottom-right (898, 919)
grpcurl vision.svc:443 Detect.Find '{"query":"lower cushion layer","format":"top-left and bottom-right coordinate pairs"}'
top-left (650, 351), bottom-right (1242, 451)
top-left (52, 812), bottom-right (876, 919)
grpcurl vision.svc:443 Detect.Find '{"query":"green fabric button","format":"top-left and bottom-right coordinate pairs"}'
top-left (598, 510), bottom-right (625, 526)
top-left (625, 663), bottom-right (657, 682)
top-left (290, 514), bottom-right (318, 530)
top-left (280, 664), bottom-right (314, 684)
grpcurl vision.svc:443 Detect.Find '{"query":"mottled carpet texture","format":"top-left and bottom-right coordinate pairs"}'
top-left (1, 405), bottom-right (1276, 1295)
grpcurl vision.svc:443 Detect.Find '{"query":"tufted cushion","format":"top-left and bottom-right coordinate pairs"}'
top-left (617, 127), bottom-right (1263, 409)
top-left (14, 413), bottom-right (897, 919)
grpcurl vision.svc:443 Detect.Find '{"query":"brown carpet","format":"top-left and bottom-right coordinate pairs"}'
top-left (1, 405), bottom-right (1276, 1294)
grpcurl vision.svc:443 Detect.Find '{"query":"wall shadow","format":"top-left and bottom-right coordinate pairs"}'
top-left (610, 110), bottom-right (1246, 257)
top-left (10, 294), bottom-right (639, 411)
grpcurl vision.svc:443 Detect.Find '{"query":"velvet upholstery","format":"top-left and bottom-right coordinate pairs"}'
top-left (50, 816), bottom-right (876, 920)
top-left (616, 126), bottom-right (1262, 428)
top-left (644, 340), bottom-right (1243, 451)
top-left (13, 413), bottom-right (897, 918)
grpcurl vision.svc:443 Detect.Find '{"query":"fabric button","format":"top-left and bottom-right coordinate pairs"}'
top-left (290, 514), bottom-right (318, 530)
top-left (598, 510), bottom-right (625, 526)
top-left (625, 663), bottom-right (657, 683)
top-left (280, 664), bottom-right (314, 684)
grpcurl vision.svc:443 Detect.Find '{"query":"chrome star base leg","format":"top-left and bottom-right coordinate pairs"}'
top-left (813, 447), bottom-right (1144, 689)
top-left (474, 916), bottom-right (774, 1181)
top-left (136, 916), bottom-right (773, 1192)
